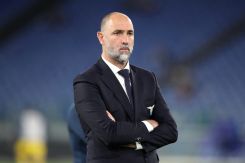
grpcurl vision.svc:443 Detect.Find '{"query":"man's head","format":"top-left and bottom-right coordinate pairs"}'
top-left (97, 12), bottom-right (134, 66)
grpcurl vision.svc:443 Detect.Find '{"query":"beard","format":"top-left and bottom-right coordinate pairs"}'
top-left (103, 36), bottom-right (134, 63)
top-left (107, 46), bottom-right (133, 63)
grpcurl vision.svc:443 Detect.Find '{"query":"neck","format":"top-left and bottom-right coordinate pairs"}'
top-left (102, 53), bottom-right (127, 69)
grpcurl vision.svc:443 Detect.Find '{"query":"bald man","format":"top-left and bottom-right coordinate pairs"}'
top-left (73, 12), bottom-right (178, 163)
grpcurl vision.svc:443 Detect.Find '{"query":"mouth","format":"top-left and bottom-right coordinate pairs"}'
top-left (119, 47), bottom-right (130, 51)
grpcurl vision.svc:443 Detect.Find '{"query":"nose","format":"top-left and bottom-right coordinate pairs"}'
top-left (121, 34), bottom-right (129, 45)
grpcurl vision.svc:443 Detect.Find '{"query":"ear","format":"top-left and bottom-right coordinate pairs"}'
top-left (97, 31), bottom-right (104, 45)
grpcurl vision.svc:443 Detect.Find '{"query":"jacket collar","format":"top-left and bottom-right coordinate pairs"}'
top-left (96, 58), bottom-right (135, 121)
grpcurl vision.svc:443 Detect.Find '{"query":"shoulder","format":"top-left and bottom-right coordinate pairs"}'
top-left (131, 65), bottom-right (155, 78)
top-left (131, 65), bottom-right (160, 90)
top-left (131, 64), bottom-right (159, 87)
top-left (73, 64), bottom-right (100, 85)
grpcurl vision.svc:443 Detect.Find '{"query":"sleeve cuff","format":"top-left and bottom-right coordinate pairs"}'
top-left (142, 120), bottom-right (154, 132)
top-left (135, 142), bottom-right (143, 150)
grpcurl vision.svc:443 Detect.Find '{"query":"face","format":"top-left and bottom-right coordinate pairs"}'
top-left (98, 14), bottom-right (134, 64)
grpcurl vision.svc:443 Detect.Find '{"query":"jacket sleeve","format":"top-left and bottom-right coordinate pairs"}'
top-left (74, 79), bottom-right (149, 146)
top-left (141, 73), bottom-right (178, 153)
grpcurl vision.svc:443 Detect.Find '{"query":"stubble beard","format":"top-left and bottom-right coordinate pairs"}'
top-left (107, 47), bottom-right (133, 64)
top-left (103, 36), bottom-right (133, 64)
top-left (110, 52), bottom-right (129, 63)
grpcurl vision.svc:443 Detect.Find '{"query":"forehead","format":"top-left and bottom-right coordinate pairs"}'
top-left (105, 15), bottom-right (134, 31)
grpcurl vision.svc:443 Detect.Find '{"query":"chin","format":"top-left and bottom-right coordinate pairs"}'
top-left (119, 54), bottom-right (130, 62)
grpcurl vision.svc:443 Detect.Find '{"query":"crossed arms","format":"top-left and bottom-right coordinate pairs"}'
top-left (74, 77), bottom-right (177, 152)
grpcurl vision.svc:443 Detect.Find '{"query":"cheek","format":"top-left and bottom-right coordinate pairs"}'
top-left (129, 40), bottom-right (134, 47)
top-left (110, 40), bottom-right (120, 48)
top-left (129, 37), bottom-right (134, 44)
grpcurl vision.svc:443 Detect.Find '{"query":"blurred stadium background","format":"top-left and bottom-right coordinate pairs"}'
top-left (0, 0), bottom-right (245, 162)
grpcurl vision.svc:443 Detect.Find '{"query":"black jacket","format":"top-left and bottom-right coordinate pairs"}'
top-left (73, 58), bottom-right (177, 163)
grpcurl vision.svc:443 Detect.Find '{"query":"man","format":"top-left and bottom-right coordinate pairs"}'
top-left (67, 104), bottom-right (86, 163)
top-left (73, 12), bottom-right (177, 163)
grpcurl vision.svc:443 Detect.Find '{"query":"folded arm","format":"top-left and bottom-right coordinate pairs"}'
top-left (74, 81), bottom-right (150, 146)
top-left (141, 74), bottom-right (178, 152)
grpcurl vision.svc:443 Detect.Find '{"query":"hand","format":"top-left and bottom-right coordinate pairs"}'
top-left (106, 111), bottom-right (115, 122)
top-left (146, 119), bottom-right (159, 129)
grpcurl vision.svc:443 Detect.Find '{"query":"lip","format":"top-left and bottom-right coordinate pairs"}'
top-left (119, 47), bottom-right (130, 51)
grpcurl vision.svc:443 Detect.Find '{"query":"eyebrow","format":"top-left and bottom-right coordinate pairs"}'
top-left (112, 29), bottom-right (134, 34)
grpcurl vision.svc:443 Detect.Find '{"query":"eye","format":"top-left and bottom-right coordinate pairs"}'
top-left (127, 31), bottom-right (134, 36)
top-left (113, 30), bottom-right (123, 35)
